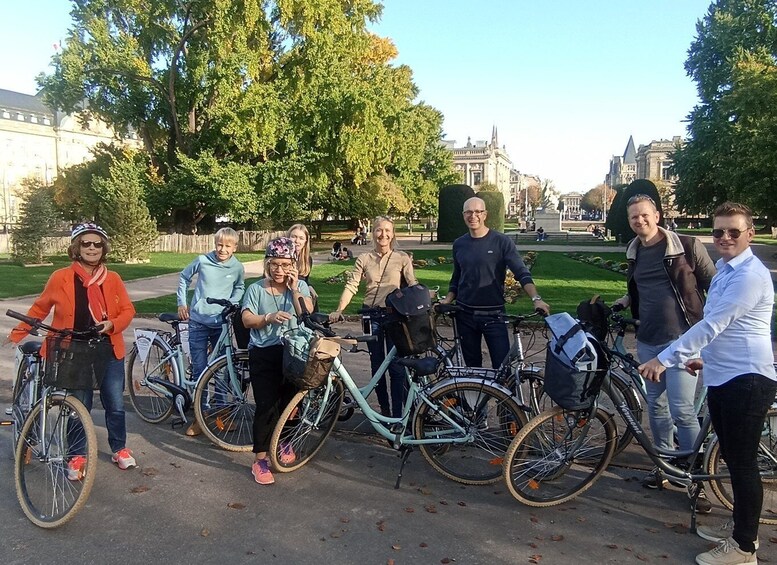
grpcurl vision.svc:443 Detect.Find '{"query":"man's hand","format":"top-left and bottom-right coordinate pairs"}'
top-left (684, 358), bottom-right (703, 376)
top-left (177, 305), bottom-right (189, 321)
top-left (638, 357), bottom-right (666, 382)
top-left (534, 299), bottom-right (550, 316)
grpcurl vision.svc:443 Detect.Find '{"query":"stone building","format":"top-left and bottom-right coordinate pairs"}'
top-left (605, 135), bottom-right (637, 188)
top-left (508, 170), bottom-right (541, 219)
top-left (0, 88), bottom-right (140, 230)
top-left (635, 137), bottom-right (682, 182)
top-left (559, 192), bottom-right (583, 220)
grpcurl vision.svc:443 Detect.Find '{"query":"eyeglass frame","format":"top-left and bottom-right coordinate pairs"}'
top-left (268, 260), bottom-right (294, 270)
top-left (79, 240), bottom-right (105, 249)
top-left (711, 228), bottom-right (750, 239)
top-left (463, 209), bottom-right (487, 217)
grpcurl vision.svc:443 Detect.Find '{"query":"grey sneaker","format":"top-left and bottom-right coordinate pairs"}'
top-left (697, 520), bottom-right (759, 550)
top-left (695, 537), bottom-right (756, 565)
top-left (641, 467), bottom-right (668, 489)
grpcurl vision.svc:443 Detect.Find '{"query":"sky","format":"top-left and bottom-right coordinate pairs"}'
top-left (0, 0), bottom-right (713, 193)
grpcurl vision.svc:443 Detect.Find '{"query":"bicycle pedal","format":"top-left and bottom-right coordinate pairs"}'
top-left (171, 418), bottom-right (186, 429)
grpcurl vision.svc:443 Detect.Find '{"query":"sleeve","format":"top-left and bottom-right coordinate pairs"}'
top-left (692, 237), bottom-right (716, 293)
top-left (177, 258), bottom-right (199, 307)
top-left (448, 241), bottom-right (460, 295)
top-left (9, 273), bottom-right (58, 342)
top-left (402, 254), bottom-right (418, 287)
top-left (339, 254), bottom-right (366, 306)
top-left (504, 238), bottom-right (534, 287)
top-left (242, 283), bottom-right (261, 316)
top-left (108, 274), bottom-right (135, 335)
top-left (230, 263), bottom-right (246, 303)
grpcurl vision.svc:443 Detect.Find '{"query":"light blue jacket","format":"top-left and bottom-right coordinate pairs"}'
top-left (177, 252), bottom-right (245, 327)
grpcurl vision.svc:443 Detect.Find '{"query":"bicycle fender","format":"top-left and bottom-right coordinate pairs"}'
top-left (427, 376), bottom-right (514, 399)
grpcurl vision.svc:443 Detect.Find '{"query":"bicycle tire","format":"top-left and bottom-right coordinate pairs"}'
top-left (193, 350), bottom-right (255, 452)
top-left (269, 378), bottom-right (344, 472)
top-left (706, 407), bottom-right (777, 525)
top-left (126, 336), bottom-right (179, 424)
top-left (413, 381), bottom-right (528, 485)
top-left (15, 394), bottom-right (97, 528)
top-left (11, 353), bottom-right (37, 448)
top-left (503, 406), bottom-right (617, 507)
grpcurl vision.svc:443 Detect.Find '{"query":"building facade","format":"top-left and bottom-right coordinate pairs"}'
top-left (508, 170), bottom-right (541, 219)
top-left (635, 136), bottom-right (682, 182)
top-left (559, 192), bottom-right (583, 220)
top-left (605, 135), bottom-right (637, 188)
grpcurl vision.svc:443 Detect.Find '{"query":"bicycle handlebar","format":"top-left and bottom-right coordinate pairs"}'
top-left (611, 312), bottom-right (640, 330)
top-left (6, 309), bottom-right (103, 339)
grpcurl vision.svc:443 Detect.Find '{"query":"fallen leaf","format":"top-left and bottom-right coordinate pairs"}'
top-left (330, 531), bottom-right (342, 539)
top-left (645, 528), bottom-right (658, 533)
top-left (528, 543), bottom-right (538, 549)
top-left (424, 504), bottom-right (438, 514)
top-left (170, 462), bottom-right (181, 468)
top-left (340, 517), bottom-right (350, 523)
top-left (227, 502), bottom-right (246, 510)
top-left (392, 544), bottom-right (401, 550)
top-left (387, 560), bottom-right (395, 565)
top-left (636, 554), bottom-right (648, 562)
top-left (441, 559), bottom-right (451, 564)
top-left (606, 544), bottom-right (618, 549)
top-left (551, 535), bottom-right (563, 542)
top-left (439, 500), bottom-right (449, 505)
top-left (420, 543), bottom-right (428, 548)
top-left (142, 467), bottom-right (158, 476)
top-left (377, 520), bottom-right (386, 532)
top-left (200, 528), bottom-right (209, 537)
top-left (405, 507), bottom-right (415, 513)
top-left (130, 485), bottom-right (150, 493)
top-left (530, 516), bottom-right (539, 523)
top-left (457, 502), bottom-right (467, 507)
top-left (529, 555), bottom-right (542, 564)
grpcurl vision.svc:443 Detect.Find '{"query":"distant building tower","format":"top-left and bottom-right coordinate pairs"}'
top-left (605, 135), bottom-right (637, 187)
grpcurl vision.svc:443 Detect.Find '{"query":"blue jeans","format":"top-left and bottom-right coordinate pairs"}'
top-left (457, 309), bottom-right (508, 369)
top-left (366, 319), bottom-right (407, 418)
top-left (188, 320), bottom-right (222, 381)
top-left (708, 373), bottom-right (777, 553)
top-left (70, 355), bottom-right (127, 454)
top-left (637, 340), bottom-right (701, 452)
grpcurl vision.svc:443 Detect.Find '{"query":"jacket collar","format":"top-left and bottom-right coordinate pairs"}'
top-left (626, 226), bottom-right (685, 260)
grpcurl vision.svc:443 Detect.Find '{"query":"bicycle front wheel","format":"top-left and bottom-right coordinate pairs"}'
top-left (15, 394), bottom-right (97, 528)
top-left (413, 381), bottom-right (528, 485)
top-left (193, 350), bottom-right (255, 452)
top-left (269, 377), bottom-right (344, 472)
top-left (503, 406), bottom-right (616, 507)
top-left (706, 407), bottom-right (777, 524)
top-left (126, 336), bottom-right (179, 424)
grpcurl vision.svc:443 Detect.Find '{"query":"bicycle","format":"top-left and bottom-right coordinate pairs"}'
top-left (125, 298), bottom-right (255, 451)
top-left (502, 322), bottom-right (777, 532)
top-left (268, 310), bottom-right (529, 486)
top-left (3, 309), bottom-right (101, 528)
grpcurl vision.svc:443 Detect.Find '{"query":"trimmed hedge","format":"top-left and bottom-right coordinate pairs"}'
top-left (605, 179), bottom-right (664, 243)
top-left (437, 184), bottom-right (475, 242)
top-left (479, 190), bottom-right (505, 232)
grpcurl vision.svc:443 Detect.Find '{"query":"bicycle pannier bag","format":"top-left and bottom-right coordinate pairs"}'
top-left (384, 284), bottom-right (436, 357)
top-left (282, 326), bottom-right (341, 390)
top-left (44, 335), bottom-right (113, 390)
top-left (543, 312), bottom-right (600, 410)
top-left (576, 295), bottom-right (611, 342)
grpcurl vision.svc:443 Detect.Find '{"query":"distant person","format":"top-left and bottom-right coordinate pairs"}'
top-left (440, 197), bottom-right (550, 369)
top-left (287, 223), bottom-right (317, 308)
top-left (535, 226), bottom-right (546, 241)
top-left (177, 227), bottom-right (245, 436)
top-left (330, 241), bottom-right (342, 260)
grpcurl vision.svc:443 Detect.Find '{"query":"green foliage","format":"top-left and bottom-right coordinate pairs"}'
top-left (437, 184), bottom-right (475, 242)
top-left (10, 181), bottom-right (60, 264)
top-left (605, 179), bottom-right (664, 243)
top-left (479, 191), bottom-right (505, 232)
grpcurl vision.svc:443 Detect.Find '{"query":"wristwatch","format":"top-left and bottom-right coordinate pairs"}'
top-left (531, 295), bottom-right (543, 302)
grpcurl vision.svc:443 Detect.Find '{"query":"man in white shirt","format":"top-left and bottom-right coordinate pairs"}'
top-left (639, 202), bottom-right (777, 565)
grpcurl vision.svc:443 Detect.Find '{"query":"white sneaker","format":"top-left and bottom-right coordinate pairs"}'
top-left (696, 537), bottom-right (757, 565)
top-left (111, 448), bottom-right (137, 470)
top-left (697, 520), bottom-right (759, 550)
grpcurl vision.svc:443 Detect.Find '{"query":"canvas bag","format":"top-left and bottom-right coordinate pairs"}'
top-left (384, 284), bottom-right (436, 357)
top-left (282, 325), bottom-right (341, 390)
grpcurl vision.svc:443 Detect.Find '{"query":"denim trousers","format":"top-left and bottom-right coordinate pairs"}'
top-left (637, 340), bottom-right (701, 452)
top-left (707, 373), bottom-right (777, 553)
top-left (70, 355), bottom-right (127, 454)
top-left (366, 319), bottom-right (407, 418)
top-left (188, 320), bottom-right (222, 381)
top-left (457, 309), bottom-right (509, 369)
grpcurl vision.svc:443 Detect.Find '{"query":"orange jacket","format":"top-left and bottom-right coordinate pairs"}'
top-left (10, 265), bottom-right (135, 359)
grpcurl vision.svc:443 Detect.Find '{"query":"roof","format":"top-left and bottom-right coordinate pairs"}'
top-left (623, 135), bottom-right (637, 164)
top-left (0, 89), bottom-right (53, 116)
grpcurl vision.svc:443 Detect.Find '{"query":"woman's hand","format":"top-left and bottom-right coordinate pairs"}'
top-left (267, 311), bottom-right (292, 325)
top-left (97, 320), bottom-right (114, 335)
top-left (286, 264), bottom-right (299, 291)
top-left (328, 310), bottom-right (343, 324)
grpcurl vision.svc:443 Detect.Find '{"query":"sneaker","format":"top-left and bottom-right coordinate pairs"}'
top-left (67, 455), bottom-right (87, 481)
top-left (185, 421), bottom-right (202, 436)
top-left (695, 537), bottom-right (756, 565)
top-left (279, 442), bottom-right (296, 465)
top-left (698, 520), bottom-right (759, 550)
top-left (111, 448), bottom-right (137, 470)
top-left (642, 467), bottom-right (668, 489)
top-left (251, 459), bottom-right (275, 485)
top-left (693, 488), bottom-right (713, 514)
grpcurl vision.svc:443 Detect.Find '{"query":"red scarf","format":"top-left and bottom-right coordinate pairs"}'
top-left (71, 262), bottom-right (109, 323)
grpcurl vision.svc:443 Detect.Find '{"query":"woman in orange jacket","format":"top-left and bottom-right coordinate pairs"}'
top-left (8, 223), bottom-right (137, 478)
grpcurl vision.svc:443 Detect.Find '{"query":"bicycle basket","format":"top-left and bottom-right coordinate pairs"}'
top-left (384, 284), bottom-right (436, 357)
top-left (282, 326), bottom-right (340, 390)
top-left (44, 335), bottom-right (113, 390)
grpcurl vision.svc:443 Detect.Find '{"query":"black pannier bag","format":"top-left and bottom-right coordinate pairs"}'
top-left (384, 284), bottom-right (436, 357)
top-left (576, 295), bottom-right (612, 342)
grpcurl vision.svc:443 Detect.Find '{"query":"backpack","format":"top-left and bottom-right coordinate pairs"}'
top-left (543, 312), bottom-right (605, 410)
top-left (384, 284), bottom-right (436, 357)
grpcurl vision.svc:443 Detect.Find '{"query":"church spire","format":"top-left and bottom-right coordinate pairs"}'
top-left (491, 125), bottom-right (498, 148)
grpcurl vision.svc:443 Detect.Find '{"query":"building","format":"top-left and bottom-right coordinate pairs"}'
top-left (635, 137), bottom-right (682, 182)
top-left (508, 170), bottom-right (541, 219)
top-left (605, 135), bottom-right (637, 188)
top-left (444, 126), bottom-right (513, 208)
top-left (0, 88), bottom-right (140, 230)
top-left (559, 192), bottom-right (583, 220)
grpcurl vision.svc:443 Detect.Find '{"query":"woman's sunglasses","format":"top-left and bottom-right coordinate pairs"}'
top-left (80, 240), bottom-right (105, 248)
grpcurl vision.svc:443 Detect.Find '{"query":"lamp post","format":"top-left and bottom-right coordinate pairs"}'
top-left (602, 184), bottom-right (608, 223)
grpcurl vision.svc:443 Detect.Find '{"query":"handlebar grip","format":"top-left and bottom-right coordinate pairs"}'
top-left (206, 297), bottom-right (233, 307)
top-left (611, 303), bottom-right (625, 313)
top-left (433, 303), bottom-right (459, 315)
top-left (6, 309), bottom-right (40, 327)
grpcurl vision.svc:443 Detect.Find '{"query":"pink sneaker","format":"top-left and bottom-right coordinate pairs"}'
top-left (111, 448), bottom-right (137, 470)
top-left (67, 455), bottom-right (87, 481)
top-left (252, 459), bottom-right (275, 485)
top-left (279, 442), bottom-right (296, 465)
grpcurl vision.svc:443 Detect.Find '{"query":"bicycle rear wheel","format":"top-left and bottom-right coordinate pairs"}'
top-left (413, 381), bottom-right (528, 485)
top-left (11, 353), bottom-right (38, 449)
top-left (126, 336), bottom-right (179, 424)
top-left (269, 377), bottom-right (344, 472)
top-left (503, 406), bottom-right (616, 507)
top-left (15, 394), bottom-right (97, 528)
top-left (193, 350), bottom-right (255, 452)
top-left (706, 407), bottom-right (777, 524)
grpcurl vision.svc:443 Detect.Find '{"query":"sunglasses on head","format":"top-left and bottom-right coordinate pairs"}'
top-left (80, 240), bottom-right (104, 248)
top-left (711, 228), bottom-right (747, 239)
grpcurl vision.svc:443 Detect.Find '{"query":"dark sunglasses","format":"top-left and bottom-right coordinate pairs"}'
top-left (80, 240), bottom-right (105, 248)
top-left (711, 228), bottom-right (747, 239)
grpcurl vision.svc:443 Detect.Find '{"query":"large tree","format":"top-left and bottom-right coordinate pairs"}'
top-left (673, 0), bottom-right (777, 219)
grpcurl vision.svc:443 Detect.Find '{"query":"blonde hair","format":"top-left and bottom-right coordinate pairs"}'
top-left (287, 223), bottom-right (311, 277)
top-left (372, 216), bottom-right (397, 252)
top-left (215, 227), bottom-right (239, 245)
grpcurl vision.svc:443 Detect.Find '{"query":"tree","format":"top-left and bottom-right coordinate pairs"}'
top-left (581, 184), bottom-right (616, 213)
top-left (11, 180), bottom-right (60, 264)
top-left (673, 0), bottom-right (777, 219)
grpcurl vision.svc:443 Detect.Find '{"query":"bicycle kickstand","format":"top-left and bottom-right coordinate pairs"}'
top-left (688, 482), bottom-right (701, 534)
top-left (394, 446), bottom-right (413, 490)
top-left (170, 394), bottom-right (188, 429)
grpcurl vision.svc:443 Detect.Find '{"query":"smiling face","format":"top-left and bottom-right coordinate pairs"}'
top-left (462, 197), bottom-right (488, 235)
top-left (288, 228), bottom-right (308, 254)
top-left (373, 219), bottom-right (394, 253)
top-left (77, 234), bottom-right (106, 266)
top-left (627, 200), bottom-right (660, 242)
top-left (713, 213), bottom-right (753, 262)
top-left (215, 237), bottom-right (237, 262)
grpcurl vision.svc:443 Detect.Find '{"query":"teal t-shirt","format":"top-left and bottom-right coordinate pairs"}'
top-left (242, 279), bottom-right (311, 348)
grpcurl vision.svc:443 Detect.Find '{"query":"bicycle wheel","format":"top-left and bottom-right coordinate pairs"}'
top-left (15, 394), bottom-right (97, 528)
top-left (706, 407), bottom-right (777, 524)
top-left (193, 350), bottom-right (255, 452)
top-left (126, 336), bottom-right (179, 424)
top-left (269, 377), bottom-right (344, 472)
top-left (413, 381), bottom-right (528, 485)
top-left (503, 406), bottom-right (617, 507)
top-left (11, 353), bottom-right (38, 447)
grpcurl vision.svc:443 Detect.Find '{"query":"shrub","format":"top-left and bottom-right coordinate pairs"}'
top-left (478, 190), bottom-right (505, 232)
top-left (437, 184), bottom-right (475, 242)
top-left (11, 181), bottom-right (60, 264)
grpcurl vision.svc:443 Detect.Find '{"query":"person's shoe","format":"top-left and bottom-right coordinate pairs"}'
top-left (693, 487), bottom-right (713, 514)
top-left (252, 459), bottom-right (275, 485)
top-left (279, 442), bottom-right (297, 465)
top-left (67, 455), bottom-right (87, 481)
top-left (641, 467), bottom-right (668, 489)
top-left (111, 448), bottom-right (137, 470)
top-left (697, 521), bottom-right (759, 550)
top-left (185, 421), bottom-right (202, 436)
top-left (695, 537), bottom-right (757, 565)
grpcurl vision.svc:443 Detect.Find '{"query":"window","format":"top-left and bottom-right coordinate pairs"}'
top-left (473, 172), bottom-right (482, 185)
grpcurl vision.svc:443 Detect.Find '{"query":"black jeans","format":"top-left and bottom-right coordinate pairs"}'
top-left (707, 373), bottom-right (777, 553)
top-left (249, 345), bottom-right (295, 454)
top-left (457, 309), bottom-right (509, 369)
top-left (365, 318), bottom-right (407, 417)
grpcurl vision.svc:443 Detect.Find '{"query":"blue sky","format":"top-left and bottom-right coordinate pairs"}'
top-left (1, 1), bottom-right (713, 193)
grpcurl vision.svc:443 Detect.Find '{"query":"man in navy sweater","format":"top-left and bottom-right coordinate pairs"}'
top-left (440, 197), bottom-right (550, 368)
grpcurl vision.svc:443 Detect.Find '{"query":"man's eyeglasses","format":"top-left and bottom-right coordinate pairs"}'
top-left (269, 262), bottom-right (293, 270)
top-left (711, 228), bottom-right (748, 239)
top-left (463, 209), bottom-right (486, 217)
top-left (80, 240), bottom-right (104, 249)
